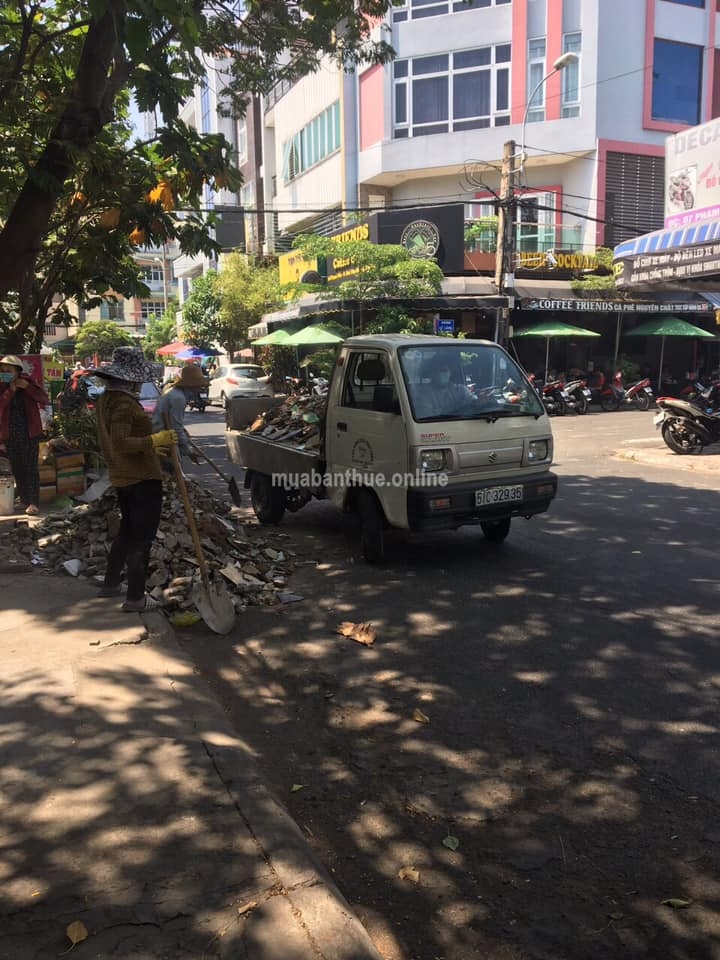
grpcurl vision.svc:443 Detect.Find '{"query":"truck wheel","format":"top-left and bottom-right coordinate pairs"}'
top-left (480, 517), bottom-right (511, 543)
top-left (250, 473), bottom-right (286, 524)
top-left (356, 488), bottom-right (385, 563)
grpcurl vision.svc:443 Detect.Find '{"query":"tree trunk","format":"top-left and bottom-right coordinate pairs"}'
top-left (0, 4), bottom-right (128, 302)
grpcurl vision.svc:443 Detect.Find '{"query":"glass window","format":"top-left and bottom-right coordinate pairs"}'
top-left (140, 301), bottom-right (166, 320)
top-left (394, 0), bottom-right (512, 19)
top-left (526, 38), bottom-right (546, 123)
top-left (516, 191), bottom-right (556, 252)
top-left (280, 102), bottom-right (341, 184)
top-left (237, 119), bottom-right (248, 164)
top-left (413, 76), bottom-right (449, 124)
top-left (652, 38), bottom-right (703, 125)
top-left (561, 32), bottom-right (581, 118)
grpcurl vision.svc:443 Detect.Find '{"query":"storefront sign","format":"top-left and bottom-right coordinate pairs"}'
top-left (524, 297), bottom-right (711, 313)
top-left (516, 250), bottom-right (600, 272)
top-left (615, 240), bottom-right (720, 286)
top-left (278, 250), bottom-right (322, 286)
top-left (665, 118), bottom-right (720, 229)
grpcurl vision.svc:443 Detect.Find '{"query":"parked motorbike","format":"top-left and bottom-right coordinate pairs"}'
top-left (654, 383), bottom-right (720, 454)
top-left (563, 377), bottom-right (591, 415)
top-left (188, 389), bottom-right (208, 413)
top-left (530, 377), bottom-right (571, 415)
top-left (586, 371), bottom-right (620, 411)
top-left (613, 372), bottom-right (654, 411)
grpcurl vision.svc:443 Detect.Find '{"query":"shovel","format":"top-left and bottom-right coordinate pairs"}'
top-left (187, 436), bottom-right (242, 507)
top-left (164, 419), bottom-right (236, 635)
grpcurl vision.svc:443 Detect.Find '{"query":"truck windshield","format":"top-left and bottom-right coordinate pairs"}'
top-left (398, 344), bottom-right (544, 422)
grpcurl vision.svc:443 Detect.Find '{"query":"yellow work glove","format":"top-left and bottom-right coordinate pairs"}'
top-left (151, 429), bottom-right (178, 452)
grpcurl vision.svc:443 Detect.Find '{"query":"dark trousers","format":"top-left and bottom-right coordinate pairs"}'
top-left (7, 436), bottom-right (40, 507)
top-left (105, 479), bottom-right (163, 602)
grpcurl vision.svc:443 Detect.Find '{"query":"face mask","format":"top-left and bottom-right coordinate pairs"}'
top-left (436, 371), bottom-right (451, 387)
top-left (0, 371), bottom-right (16, 383)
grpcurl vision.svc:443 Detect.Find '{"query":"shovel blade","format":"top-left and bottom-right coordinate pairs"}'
top-left (192, 581), bottom-right (236, 635)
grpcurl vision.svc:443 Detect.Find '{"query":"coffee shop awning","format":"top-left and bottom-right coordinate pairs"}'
top-left (613, 218), bottom-right (720, 291)
top-left (514, 277), bottom-right (712, 314)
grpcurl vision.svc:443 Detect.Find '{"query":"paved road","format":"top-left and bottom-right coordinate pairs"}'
top-left (181, 406), bottom-right (720, 960)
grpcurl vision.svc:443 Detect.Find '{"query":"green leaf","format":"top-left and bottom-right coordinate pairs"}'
top-left (442, 834), bottom-right (459, 851)
top-left (662, 898), bottom-right (691, 909)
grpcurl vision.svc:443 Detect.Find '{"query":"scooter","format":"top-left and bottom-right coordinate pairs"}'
top-left (654, 383), bottom-right (720, 454)
top-left (564, 377), bottom-right (591, 415)
top-left (188, 389), bottom-right (208, 413)
top-left (613, 372), bottom-right (654, 411)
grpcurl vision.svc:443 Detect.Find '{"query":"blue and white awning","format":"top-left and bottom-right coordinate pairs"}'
top-left (613, 219), bottom-right (720, 258)
top-left (613, 219), bottom-right (720, 286)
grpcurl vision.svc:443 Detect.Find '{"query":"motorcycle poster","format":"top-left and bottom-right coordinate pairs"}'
top-left (667, 165), bottom-right (697, 215)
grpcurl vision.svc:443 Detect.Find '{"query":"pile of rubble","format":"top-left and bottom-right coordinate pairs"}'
top-left (247, 393), bottom-right (326, 452)
top-left (3, 480), bottom-right (301, 612)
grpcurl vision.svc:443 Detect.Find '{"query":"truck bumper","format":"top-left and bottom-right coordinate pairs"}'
top-left (406, 471), bottom-right (558, 532)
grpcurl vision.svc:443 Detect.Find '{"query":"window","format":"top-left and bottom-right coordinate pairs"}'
top-left (561, 33), bottom-right (581, 118)
top-left (142, 265), bottom-right (164, 284)
top-left (652, 38), bottom-right (703, 125)
top-left (200, 79), bottom-right (212, 134)
top-left (393, 45), bottom-right (510, 138)
top-left (341, 353), bottom-right (396, 411)
top-left (393, 0), bottom-right (510, 20)
top-left (282, 102), bottom-right (341, 183)
top-left (604, 151), bottom-right (665, 246)
top-left (516, 191), bottom-right (556, 252)
top-left (526, 38), bottom-right (546, 123)
top-left (237, 118), bottom-right (248, 164)
top-left (100, 301), bottom-right (124, 321)
top-left (140, 301), bottom-right (166, 320)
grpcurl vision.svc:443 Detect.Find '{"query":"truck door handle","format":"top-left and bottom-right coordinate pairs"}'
top-left (337, 421), bottom-right (347, 432)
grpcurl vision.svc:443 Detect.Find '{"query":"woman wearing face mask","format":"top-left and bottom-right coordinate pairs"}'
top-left (88, 347), bottom-right (178, 612)
top-left (0, 355), bottom-right (50, 515)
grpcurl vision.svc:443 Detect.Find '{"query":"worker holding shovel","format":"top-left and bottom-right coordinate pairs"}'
top-left (152, 365), bottom-right (209, 466)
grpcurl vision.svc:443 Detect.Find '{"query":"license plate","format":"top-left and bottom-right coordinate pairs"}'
top-left (653, 412), bottom-right (664, 426)
top-left (583, 389), bottom-right (592, 398)
top-left (475, 485), bottom-right (523, 506)
top-left (560, 390), bottom-right (570, 399)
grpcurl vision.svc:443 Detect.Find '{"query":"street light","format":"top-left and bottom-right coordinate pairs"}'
top-left (519, 52), bottom-right (578, 183)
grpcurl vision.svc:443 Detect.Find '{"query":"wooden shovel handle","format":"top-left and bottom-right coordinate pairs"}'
top-left (163, 415), bottom-right (211, 594)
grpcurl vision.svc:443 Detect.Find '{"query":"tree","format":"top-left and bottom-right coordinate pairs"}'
top-left (143, 311), bottom-right (177, 359)
top-left (74, 320), bottom-right (133, 360)
top-left (291, 235), bottom-right (444, 334)
top-left (0, 0), bottom-right (395, 345)
top-left (216, 253), bottom-right (284, 357)
top-left (181, 272), bottom-right (222, 351)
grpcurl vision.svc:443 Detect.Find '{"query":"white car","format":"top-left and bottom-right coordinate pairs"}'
top-left (208, 363), bottom-right (274, 407)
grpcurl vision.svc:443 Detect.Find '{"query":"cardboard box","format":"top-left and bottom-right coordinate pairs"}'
top-left (39, 465), bottom-right (57, 484)
top-left (39, 484), bottom-right (56, 503)
top-left (56, 471), bottom-right (85, 494)
top-left (54, 451), bottom-right (85, 471)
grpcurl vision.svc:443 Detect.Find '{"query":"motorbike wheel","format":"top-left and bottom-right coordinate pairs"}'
top-left (661, 418), bottom-right (704, 455)
top-left (553, 397), bottom-right (567, 416)
top-left (573, 393), bottom-right (588, 415)
top-left (634, 392), bottom-right (650, 412)
top-left (600, 393), bottom-right (620, 412)
top-left (683, 190), bottom-right (694, 211)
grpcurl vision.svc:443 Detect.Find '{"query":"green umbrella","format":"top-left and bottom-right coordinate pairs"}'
top-left (283, 325), bottom-right (344, 346)
top-left (252, 328), bottom-right (292, 346)
top-left (624, 316), bottom-right (716, 392)
top-left (511, 321), bottom-right (601, 384)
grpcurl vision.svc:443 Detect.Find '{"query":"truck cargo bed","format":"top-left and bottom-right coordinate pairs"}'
top-left (227, 430), bottom-right (324, 480)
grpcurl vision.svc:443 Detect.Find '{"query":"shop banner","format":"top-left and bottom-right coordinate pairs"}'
top-left (523, 296), bottom-right (711, 314)
top-left (665, 118), bottom-right (720, 229)
top-left (615, 241), bottom-right (720, 286)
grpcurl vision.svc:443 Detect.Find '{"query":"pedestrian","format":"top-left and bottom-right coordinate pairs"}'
top-left (152, 364), bottom-right (209, 466)
top-left (0, 355), bottom-right (50, 516)
top-left (89, 347), bottom-right (178, 612)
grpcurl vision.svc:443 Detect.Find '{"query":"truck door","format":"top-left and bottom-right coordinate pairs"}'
top-left (325, 351), bottom-right (409, 526)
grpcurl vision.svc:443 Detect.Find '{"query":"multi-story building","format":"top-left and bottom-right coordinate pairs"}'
top-left (257, 0), bottom-right (717, 374)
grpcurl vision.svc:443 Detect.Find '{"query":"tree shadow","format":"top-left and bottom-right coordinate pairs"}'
top-left (182, 471), bottom-right (720, 960)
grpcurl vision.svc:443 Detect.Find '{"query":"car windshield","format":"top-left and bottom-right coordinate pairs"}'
top-left (398, 343), bottom-right (544, 422)
top-left (231, 366), bottom-right (266, 380)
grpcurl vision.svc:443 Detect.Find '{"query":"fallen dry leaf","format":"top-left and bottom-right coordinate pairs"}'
top-left (66, 920), bottom-right (89, 945)
top-left (413, 708), bottom-right (430, 724)
top-left (398, 865), bottom-right (421, 883)
top-left (662, 898), bottom-right (691, 909)
top-left (238, 900), bottom-right (258, 916)
top-left (336, 621), bottom-right (376, 646)
top-left (291, 783), bottom-right (305, 793)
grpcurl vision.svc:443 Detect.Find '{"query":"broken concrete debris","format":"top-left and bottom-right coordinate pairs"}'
top-left (247, 393), bottom-right (326, 452)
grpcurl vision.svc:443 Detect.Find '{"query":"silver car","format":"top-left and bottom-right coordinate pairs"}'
top-left (208, 363), bottom-right (274, 407)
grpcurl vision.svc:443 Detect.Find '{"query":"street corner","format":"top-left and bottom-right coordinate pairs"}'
top-left (613, 444), bottom-right (720, 472)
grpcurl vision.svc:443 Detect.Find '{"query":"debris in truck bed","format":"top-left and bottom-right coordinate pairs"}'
top-left (247, 392), bottom-right (327, 451)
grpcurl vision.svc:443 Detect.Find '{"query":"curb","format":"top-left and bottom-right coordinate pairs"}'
top-left (141, 611), bottom-right (383, 960)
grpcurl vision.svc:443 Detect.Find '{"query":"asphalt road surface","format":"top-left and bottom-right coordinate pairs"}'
top-left (182, 406), bottom-right (720, 960)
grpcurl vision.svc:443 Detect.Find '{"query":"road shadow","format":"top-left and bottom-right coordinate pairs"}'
top-left (182, 471), bottom-right (720, 960)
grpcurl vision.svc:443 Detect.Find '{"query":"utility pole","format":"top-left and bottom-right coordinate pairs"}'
top-left (494, 139), bottom-right (516, 346)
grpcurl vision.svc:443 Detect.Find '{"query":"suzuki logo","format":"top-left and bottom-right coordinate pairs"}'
top-left (488, 451), bottom-right (497, 463)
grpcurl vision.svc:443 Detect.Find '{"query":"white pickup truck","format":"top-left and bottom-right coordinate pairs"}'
top-left (227, 334), bottom-right (557, 562)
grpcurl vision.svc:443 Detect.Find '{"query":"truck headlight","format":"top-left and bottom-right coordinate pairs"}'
top-left (420, 449), bottom-right (449, 472)
top-left (527, 439), bottom-right (549, 462)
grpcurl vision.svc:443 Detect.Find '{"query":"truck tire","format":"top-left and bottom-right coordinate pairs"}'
top-left (480, 517), bottom-right (511, 543)
top-left (356, 488), bottom-right (385, 564)
top-left (250, 472), bottom-right (286, 524)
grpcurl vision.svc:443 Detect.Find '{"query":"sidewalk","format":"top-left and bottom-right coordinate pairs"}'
top-left (0, 568), bottom-right (382, 960)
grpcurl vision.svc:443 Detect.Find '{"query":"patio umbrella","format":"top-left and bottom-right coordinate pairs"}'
top-left (511, 321), bottom-right (601, 384)
top-left (157, 340), bottom-right (189, 356)
top-left (283, 325), bottom-right (344, 346)
top-left (624, 316), bottom-right (716, 393)
top-left (175, 345), bottom-right (221, 360)
top-left (252, 329), bottom-right (292, 346)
